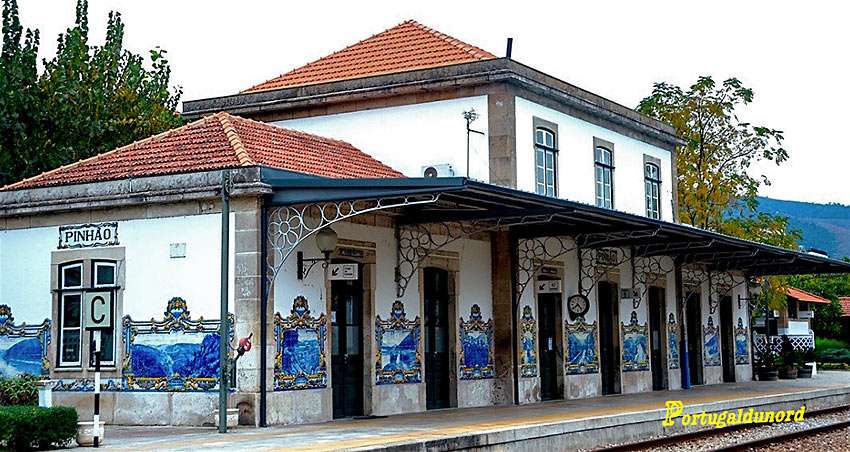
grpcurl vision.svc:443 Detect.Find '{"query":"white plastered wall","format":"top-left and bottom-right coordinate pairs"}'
top-left (514, 97), bottom-right (674, 221)
top-left (273, 96), bottom-right (490, 181)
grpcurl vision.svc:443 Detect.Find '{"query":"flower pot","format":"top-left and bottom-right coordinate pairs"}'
top-left (778, 366), bottom-right (798, 379)
top-left (797, 365), bottom-right (813, 378)
top-left (77, 421), bottom-right (105, 446)
top-left (758, 368), bottom-right (779, 381)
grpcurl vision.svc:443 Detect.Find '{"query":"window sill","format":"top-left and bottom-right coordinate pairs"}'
top-left (54, 367), bottom-right (83, 372)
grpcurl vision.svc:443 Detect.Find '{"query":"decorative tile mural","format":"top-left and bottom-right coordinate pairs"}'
top-left (52, 378), bottom-right (124, 392)
top-left (703, 316), bottom-right (721, 367)
top-left (519, 306), bottom-right (538, 378)
top-left (375, 300), bottom-right (421, 385)
top-left (565, 316), bottom-right (599, 375)
top-left (122, 297), bottom-right (234, 391)
top-left (459, 304), bottom-right (495, 380)
top-left (734, 317), bottom-right (749, 365)
top-left (667, 313), bottom-right (680, 369)
top-left (275, 296), bottom-right (328, 391)
top-left (621, 311), bottom-right (649, 372)
top-left (0, 305), bottom-right (50, 378)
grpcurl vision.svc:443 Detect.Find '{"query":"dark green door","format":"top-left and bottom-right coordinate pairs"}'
top-left (537, 292), bottom-right (563, 400)
top-left (424, 268), bottom-right (451, 410)
top-left (598, 281), bottom-right (621, 395)
top-left (331, 268), bottom-right (364, 419)
top-left (648, 287), bottom-right (666, 390)
top-left (685, 291), bottom-right (704, 385)
top-left (720, 296), bottom-right (736, 383)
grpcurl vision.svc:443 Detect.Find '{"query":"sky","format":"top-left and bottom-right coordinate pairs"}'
top-left (18, 1), bottom-right (850, 205)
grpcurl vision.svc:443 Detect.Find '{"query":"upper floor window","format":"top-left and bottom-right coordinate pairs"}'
top-left (645, 162), bottom-right (661, 219)
top-left (535, 128), bottom-right (557, 197)
top-left (594, 146), bottom-right (614, 208)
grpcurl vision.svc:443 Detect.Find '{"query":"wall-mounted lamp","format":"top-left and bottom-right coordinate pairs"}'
top-left (737, 281), bottom-right (763, 309)
top-left (297, 227), bottom-right (338, 280)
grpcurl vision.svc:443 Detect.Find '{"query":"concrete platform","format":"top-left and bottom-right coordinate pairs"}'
top-left (101, 371), bottom-right (850, 451)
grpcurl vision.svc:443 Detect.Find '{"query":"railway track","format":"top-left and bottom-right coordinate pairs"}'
top-left (596, 405), bottom-right (850, 451)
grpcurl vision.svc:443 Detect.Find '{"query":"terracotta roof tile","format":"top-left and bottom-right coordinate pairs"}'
top-left (786, 287), bottom-right (831, 304)
top-left (2, 113), bottom-right (402, 190)
top-left (244, 20), bottom-right (496, 92)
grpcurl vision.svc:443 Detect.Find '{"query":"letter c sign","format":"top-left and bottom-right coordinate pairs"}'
top-left (84, 291), bottom-right (113, 330)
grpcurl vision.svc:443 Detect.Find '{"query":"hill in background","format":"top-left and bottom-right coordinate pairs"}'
top-left (756, 196), bottom-right (850, 259)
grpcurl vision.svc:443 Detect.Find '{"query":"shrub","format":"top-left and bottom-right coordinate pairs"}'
top-left (0, 374), bottom-right (38, 406)
top-left (816, 337), bottom-right (849, 351)
top-left (816, 348), bottom-right (850, 364)
top-left (0, 406), bottom-right (78, 450)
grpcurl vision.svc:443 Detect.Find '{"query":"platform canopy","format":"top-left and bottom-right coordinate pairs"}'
top-left (262, 169), bottom-right (850, 276)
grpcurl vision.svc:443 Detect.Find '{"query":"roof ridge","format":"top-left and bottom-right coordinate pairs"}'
top-left (242, 19), bottom-right (495, 93)
top-left (215, 113), bottom-right (255, 166)
top-left (410, 20), bottom-right (495, 59)
top-left (242, 20), bottom-right (412, 94)
top-left (0, 118), bottom-right (205, 191)
top-left (227, 113), bottom-right (359, 148)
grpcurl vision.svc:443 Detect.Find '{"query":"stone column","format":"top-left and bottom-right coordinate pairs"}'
top-left (491, 230), bottom-right (516, 405)
top-left (488, 89), bottom-right (517, 188)
top-left (232, 196), bottom-right (264, 425)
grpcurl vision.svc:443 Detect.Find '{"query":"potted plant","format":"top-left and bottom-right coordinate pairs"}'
top-left (797, 347), bottom-right (815, 378)
top-left (755, 348), bottom-right (779, 381)
top-left (778, 335), bottom-right (798, 379)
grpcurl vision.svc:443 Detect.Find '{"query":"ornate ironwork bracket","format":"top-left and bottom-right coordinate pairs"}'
top-left (515, 236), bottom-right (577, 302)
top-left (578, 246), bottom-right (632, 297)
top-left (709, 271), bottom-right (749, 314)
top-left (631, 254), bottom-right (675, 310)
top-left (266, 194), bottom-right (440, 287)
top-left (398, 215), bottom-right (553, 299)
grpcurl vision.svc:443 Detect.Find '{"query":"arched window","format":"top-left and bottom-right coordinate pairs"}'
top-left (594, 146), bottom-right (614, 208)
top-left (535, 128), bottom-right (557, 197)
top-left (644, 162), bottom-right (661, 219)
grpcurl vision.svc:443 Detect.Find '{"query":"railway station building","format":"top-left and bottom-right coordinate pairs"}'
top-left (1, 20), bottom-right (848, 427)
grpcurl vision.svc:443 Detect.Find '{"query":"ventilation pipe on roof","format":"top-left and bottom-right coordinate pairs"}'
top-left (505, 38), bottom-right (513, 58)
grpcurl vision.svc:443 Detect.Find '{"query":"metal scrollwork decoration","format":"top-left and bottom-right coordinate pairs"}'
top-left (578, 247), bottom-right (631, 297)
top-left (708, 271), bottom-right (748, 315)
top-left (516, 236), bottom-right (576, 301)
top-left (266, 195), bottom-right (440, 287)
top-left (632, 255), bottom-right (675, 310)
top-left (397, 214), bottom-right (551, 299)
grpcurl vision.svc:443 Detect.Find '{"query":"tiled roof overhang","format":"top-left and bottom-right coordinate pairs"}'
top-left (183, 58), bottom-right (684, 150)
top-left (262, 171), bottom-right (850, 277)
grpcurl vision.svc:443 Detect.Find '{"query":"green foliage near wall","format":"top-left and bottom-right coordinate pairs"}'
top-left (0, 374), bottom-right (38, 406)
top-left (0, 406), bottom-right (78, 450)
top-left (0, 0), bottom-right (182, 187)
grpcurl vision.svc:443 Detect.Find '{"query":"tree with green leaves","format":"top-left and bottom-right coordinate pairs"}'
top-left (637, 76), bottom-right (798, 248)
top-left (0, 0), bottom-right (182, 187)
top-left (637, 76), bottom-right (801, 308)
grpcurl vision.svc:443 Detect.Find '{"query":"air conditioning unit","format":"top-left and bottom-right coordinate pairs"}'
top-left (422, 163), bottom-right (455, 178)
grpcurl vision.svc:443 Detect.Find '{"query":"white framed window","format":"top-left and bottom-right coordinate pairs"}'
top-left (645, 162), bottom-right (661, 219)
top-left (534, 128), bottom-right (557, 197)
top-left (58, 262), bottom-right (83, 367)
top-left (90, 260), bottom-right (117, 366)
top-left (594, 146), bottom-right (614, 208)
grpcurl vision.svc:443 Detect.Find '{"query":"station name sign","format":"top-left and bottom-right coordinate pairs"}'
top-left (58, 222), bottom-right (119, 249)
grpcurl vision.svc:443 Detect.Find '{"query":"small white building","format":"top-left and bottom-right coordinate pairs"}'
top-left (1, 20), bottom-right (848, 427)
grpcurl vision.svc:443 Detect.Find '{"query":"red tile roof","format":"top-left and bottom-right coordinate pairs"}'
top-left (840, 297), bottom-right (850, 317)
top-left (244, 20), bottom-right (496, 93)
top-left (786, 287), bottom-right (831, 304)
top-left (2, 113), bottom-right (402, 190)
